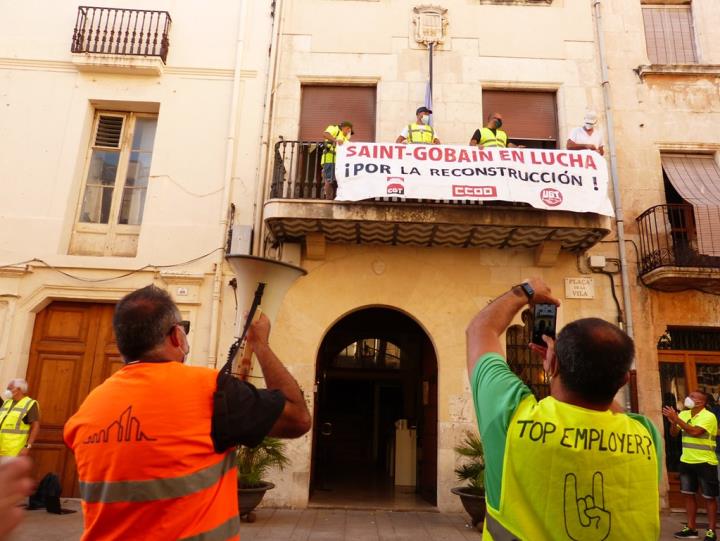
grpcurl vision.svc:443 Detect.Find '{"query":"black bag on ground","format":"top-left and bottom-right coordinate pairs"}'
top-left (28, 472), bottom-right (61, 511)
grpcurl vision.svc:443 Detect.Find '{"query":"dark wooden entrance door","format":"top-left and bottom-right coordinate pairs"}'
top-left (26, 301), bottom-right (122, 497)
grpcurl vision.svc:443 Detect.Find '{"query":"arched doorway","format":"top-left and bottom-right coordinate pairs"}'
top-left (310, 307), bottom-right (437, 508)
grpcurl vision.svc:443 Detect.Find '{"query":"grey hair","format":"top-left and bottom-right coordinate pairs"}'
top-left (9, 378), bottom-right (28, 393)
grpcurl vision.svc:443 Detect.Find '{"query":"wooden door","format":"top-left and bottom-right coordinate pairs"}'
top-left (25, 302), bottom-right (121, 497)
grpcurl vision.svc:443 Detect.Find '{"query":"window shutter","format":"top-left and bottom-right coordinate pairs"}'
top-left (94, 115), bottom-right (124, 148)
top-left (481, 90), bottom-right (558, 142)
top-left (299, 86), bottom-right (376, 142)
top-left (642, 6), bottom-right (697, 64)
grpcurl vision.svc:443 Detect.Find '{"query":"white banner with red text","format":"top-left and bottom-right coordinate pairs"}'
top-left (335, 143), bottom-right (614, 217)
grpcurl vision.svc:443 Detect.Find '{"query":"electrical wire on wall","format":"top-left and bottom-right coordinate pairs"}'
top-left (0, 247), bottom-right (223, 283)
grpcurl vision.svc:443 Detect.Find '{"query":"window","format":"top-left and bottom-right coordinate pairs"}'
top-left (506, 309), bottom-right (550, 399)
top-left (70, 112), bottom-right (158, 256)
top-left (642, 4), bottom-right (697, 64)
top-left (331, 338), bottom-right (402, 370)
top-left (481, 90), bottom-right (558, 149)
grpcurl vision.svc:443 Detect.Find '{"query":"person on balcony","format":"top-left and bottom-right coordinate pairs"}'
top-left (321, 121), bottom-right (353, 200)
top-left (396, 106), bottom-right (440, 145)
top-left (663, 390), bottom-right (718, 540)
top-left (567, 111), bottom-right (605, 156)
top-left (469, 113), bottom-right (523, 149)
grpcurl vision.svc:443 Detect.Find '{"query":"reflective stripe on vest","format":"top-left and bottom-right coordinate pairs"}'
top-left (79, 451), bottom-right (236, 504)
top-left (178, 515), bottom-right (240, 541)
top-left (407, 123), bottom-right (434, 144)
top-left (478, 127), bottom-right (508, 148)
top-left (485, 513), bottom-right (520, 541)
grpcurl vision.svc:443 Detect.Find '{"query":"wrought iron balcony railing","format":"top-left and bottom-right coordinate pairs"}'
top-left (636, 203), bottom-right (720, 275)
top-left (71, 6), bottom-right (171, 63)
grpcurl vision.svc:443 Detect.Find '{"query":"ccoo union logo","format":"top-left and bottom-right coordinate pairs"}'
top-left (540, 188), bottom-right (563, 207)
top-left (386, 176), bottom-right (405, 195)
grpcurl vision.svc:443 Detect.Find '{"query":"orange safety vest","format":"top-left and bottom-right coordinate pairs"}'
top-left (64, 362), bottom-right (239, 541)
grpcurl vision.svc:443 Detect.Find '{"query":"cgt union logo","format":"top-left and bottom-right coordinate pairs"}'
top-left (540, 188), bottom-right (563, 207)
top-left (386, 176), bottom-right (405, 195)
top-left (452, 185), bottom-right (497, 198)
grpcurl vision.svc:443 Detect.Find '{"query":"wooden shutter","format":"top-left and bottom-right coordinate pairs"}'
top-left (299, 86), bottom-right (376, 142)
top-left (481, 90), bottom-right (557, 142)
top-left (662, 154), bottom-right (720, 256)
top-left (642, 6), bottom-right (697, 64)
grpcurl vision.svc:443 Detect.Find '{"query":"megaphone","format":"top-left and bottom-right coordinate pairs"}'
top-left (223, 255), bottom-right (306, 381)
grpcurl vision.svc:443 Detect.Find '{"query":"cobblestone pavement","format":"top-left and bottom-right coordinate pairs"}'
top-left (8, 499), bottom-right (703, 540)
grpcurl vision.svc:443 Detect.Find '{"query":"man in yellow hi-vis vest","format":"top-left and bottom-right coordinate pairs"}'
top-left (466, 278), bottom-right (661, 540)
top-left (321, 121), bottom-right (353, 200)
top-left (0, 379), bottom-right (40, 457)
top-left (663, 391), bottom-right (718, 540)
top-left (396, 106), bottom-right (440, 145)
top-left (469, 112), bottom-right (523, 149)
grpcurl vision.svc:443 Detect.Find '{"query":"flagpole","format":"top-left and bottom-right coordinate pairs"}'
top-left (429, 42), bottom-right (433, 101)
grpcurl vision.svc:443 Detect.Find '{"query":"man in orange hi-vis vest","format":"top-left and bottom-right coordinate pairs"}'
top-left (64, 285), bottom-right (311, 541)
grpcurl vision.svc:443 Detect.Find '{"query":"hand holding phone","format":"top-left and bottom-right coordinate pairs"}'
top-left (532, 303), bottom-right (557, 346)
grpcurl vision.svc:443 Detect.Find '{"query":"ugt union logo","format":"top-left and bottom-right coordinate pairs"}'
top-left (540, 188), bottom-right (563, 207)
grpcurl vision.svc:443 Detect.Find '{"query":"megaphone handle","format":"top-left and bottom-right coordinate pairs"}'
top-left (236, 310), bottom-right (262, 381)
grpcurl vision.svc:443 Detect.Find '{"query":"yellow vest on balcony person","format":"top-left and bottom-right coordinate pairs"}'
top-left (478, 127), bottom-right (508, 148)
top-left (0, 395), bottom-right (38, 456)
top-left (321, 123), bottom-right (352, 165)
top-left (679, 408), bottom-right (718, 464)
top-left (406, 123), bottom-right (435, 144)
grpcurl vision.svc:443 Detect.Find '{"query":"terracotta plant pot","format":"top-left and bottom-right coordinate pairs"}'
top-left (238, 481), bottom-right (275, 522)
top-left (451, 486), bottom-right (486, 530)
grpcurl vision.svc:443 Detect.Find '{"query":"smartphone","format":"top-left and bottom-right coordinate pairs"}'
top-left (532, 303), bottom-right (557, 346)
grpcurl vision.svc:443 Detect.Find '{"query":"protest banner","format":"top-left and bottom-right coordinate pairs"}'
top-left (335, 143), bottom-right (614, 217)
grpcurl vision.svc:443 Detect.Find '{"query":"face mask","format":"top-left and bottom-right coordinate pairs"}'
top-left (421, 115), bottom-right (430, 125)
top-left (1, 389), bottom-right (12, 401)
top-left (494, 119), bottom-right (503, 129)
top-left (584, 123), bottom-right (594, 130)
top-left (684, 396), bottom-right (696, 409)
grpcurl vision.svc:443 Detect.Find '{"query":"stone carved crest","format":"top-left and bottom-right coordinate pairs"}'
top-left (412, 5), bottom-right (448, 46)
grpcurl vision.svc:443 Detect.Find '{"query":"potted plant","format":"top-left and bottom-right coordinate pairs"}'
top-left (236, 437), bottom-right (289, 522)
top-left (450, 430), bottom-right (487, 530)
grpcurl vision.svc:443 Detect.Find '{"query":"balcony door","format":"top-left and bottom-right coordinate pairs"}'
top-left (287, 86), bottom-right (376, 199)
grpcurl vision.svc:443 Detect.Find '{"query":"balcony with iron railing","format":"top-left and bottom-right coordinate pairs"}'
top-left (637, 203), bottom-right (720, 293)
top-left (70, 6), bottom-right (171, 74)
top-left (263, 140), bottom-right (612, 263)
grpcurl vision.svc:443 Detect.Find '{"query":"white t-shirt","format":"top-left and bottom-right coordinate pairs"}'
top-left (568, 126), bottom-right (603, 149)
top-left (399, 124), bottom-right (438, 140)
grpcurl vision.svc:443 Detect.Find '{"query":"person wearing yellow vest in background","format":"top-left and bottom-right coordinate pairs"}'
top-left (469, 112), bottom-right (524, 149)
top-left (0, 379), bottom-right (40, 457)
top-left (396, 106), bottom-right (441, 145)
top-left (466, 278), bottom-right (662, 540)
top-left (321, 121), bottom-right (353, 200)
top-left (663, 391), bottom-right (719, 540)
top-left (64, 285), bottom-right (312, 541)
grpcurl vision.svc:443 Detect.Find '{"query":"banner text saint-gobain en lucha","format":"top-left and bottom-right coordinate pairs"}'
top-left (335, 143), bottom-right (614, 217)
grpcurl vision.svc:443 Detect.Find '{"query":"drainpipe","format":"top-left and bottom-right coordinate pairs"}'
top-left (252, 0), bottom-right (285, 257)
top-left (593, 0), bottom-right (635, 409)
top-left (206, 0), bottom-right (249, 368)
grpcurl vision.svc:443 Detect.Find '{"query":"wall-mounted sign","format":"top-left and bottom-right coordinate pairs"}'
top-left (565, 277), bottom-right (595, 299)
